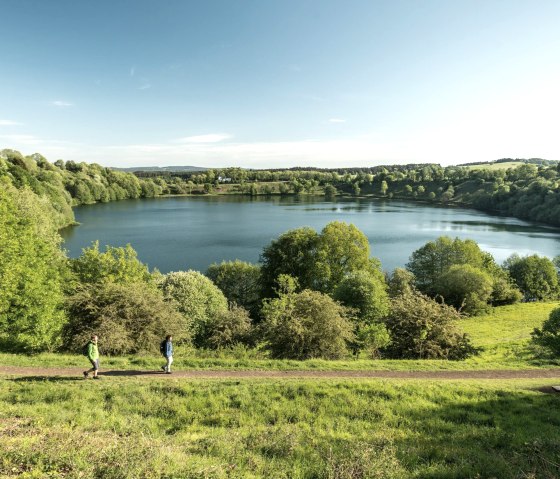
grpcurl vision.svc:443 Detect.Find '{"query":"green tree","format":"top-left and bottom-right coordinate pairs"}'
top-left (386, 268), bottom-right (416, 298)
top-left (435, 264), bottom-right (493, 315)
top-left (260, 289), bottom-right (353, 359)
top-left (0, 185), bottom-right (67, 352)
top-left (206, 260), bottom-right (261, 318)
top-left (380, 180), bottom-right (388, 195)
top-left (260, 227), bottom-right (320, 297)
top-left (505, 254), bottom-right (559, 301)
top-left (384, 292), bottom-right (476, 360)
top-left (158, 271), bottom-right (228, 347)
top-left (333, 271), bottom-right (389, 324)
top-left (71, 241), bottom-right (152, 285)
top-left (316, 221), bottom-right (379, 294)
top-left (63, 282), bottom-right (186, 355)
top-left (532, 307), bottom-right (560, 356)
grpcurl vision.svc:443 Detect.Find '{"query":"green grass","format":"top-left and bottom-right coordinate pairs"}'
top-left (1, 377), bottom-right (560, 478)
top-left (462, 161), bottom-right (525, 170)
top-left (1, 302), bottom-right (558, 372)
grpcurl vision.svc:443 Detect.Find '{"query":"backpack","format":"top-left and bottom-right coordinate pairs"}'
top-left (160, 340), bottom-right (166, 355)
top-left (82, 342), bottom-right (90, 356)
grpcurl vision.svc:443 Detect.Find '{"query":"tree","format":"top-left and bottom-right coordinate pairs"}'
top-left (0, 185), bottom-right (67, 352)
top-left (206, 260), bottom-right (262, 318)
top-left (384, 292), bottom-right (476, 360)
top-left (260, 289), bottom-right (353, 359)
top-left (158, 271), bottom-right (228, 347)
top-left (435, 264), bottom-right (493, 315)
top-left (380, 180), bottom-right (388, 195)
top-left (532, 307), bottom-right (560, 356)
top-left (71, 241), bottom-right (152, 285)
top-left (407, 237), bottom-right (488, 295)
top-left (324, 184), bottom-right (337, 197)
top-left (260, 227), bottom-right (320, 297)
top-left (315, 221), bottom-right (379, 294)
top-left (386, 268), bottom-right (416, 298)
top-left (333, 271), bottom-right (389, 324)
top-left (505, 254), bottom-right (559, 301)
top-left (63, 282), bottom-right (186, 355)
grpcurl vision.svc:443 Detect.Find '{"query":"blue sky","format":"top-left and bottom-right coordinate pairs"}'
top-left (1, 0), bottom-right (559, 168)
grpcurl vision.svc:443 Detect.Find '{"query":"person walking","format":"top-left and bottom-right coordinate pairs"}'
top-left (160, 335), bottom-right (173, 374)
top-left (83, 335), bottom-right (100, 379)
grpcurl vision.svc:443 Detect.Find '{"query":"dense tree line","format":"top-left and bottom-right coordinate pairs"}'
top-left (2, 149), bottom-right (559, 228)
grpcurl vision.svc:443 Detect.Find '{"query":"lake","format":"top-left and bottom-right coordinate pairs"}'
top-left (60, 196), bottom-right (560, 273)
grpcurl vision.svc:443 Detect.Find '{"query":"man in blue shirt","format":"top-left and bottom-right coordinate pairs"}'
top-left (160, 335), bottom-right (173, 374)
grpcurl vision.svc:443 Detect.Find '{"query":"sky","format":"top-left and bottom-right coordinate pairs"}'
top-left (1, 0), bottom-right (559, 168)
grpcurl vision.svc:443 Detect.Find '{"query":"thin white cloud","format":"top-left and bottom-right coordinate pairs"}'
top-left (0, 119), bottom-right (22, 126)
top-left (138, 82), bottom-right (151, 90)
top-left (130, 67), bottom-right (135, 77)
top-left (51, 100), bottom-right (74, 107)
top-left (175, 133), bottom-right (233, 143)
top-left (328, 118), bottom-right (347, 123)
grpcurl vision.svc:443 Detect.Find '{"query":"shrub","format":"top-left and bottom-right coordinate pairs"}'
top-left (63, 282), bottom-right (187, 355)
top-left (532, 307), bottom-right (560, 356)
top-left (384, 292), bottom-right (476, 360)
top-left (505, 254), bottom-right (559, 301)
top-left (260, 289), bottom-right (353, 359)
top-left (158, 271), bottom-right (228, 347)
top-left (334, 271), bottom-right (389, 323)
top-left (435, 264), bottom-right (493, 315)
top-left (353, 322), bottom-right (392, 359)
top-left (205, 305), bottom-right (253, 349)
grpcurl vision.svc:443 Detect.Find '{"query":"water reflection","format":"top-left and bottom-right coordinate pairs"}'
top-left (60, 196), bottom-right (560, 273)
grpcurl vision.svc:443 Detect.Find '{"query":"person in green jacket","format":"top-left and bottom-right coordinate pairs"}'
top-left (83, 335), bottom-right (100, 379)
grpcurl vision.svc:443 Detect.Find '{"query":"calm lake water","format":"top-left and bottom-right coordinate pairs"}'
top-left (60, 196), bottom-right (560, 273)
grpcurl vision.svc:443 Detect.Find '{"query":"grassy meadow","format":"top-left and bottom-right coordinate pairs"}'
top-left (1, 377), bottom-right (560, 478)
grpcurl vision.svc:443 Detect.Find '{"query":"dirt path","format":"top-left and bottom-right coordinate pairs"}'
top-left (2, 365), bottom-right (560, 380)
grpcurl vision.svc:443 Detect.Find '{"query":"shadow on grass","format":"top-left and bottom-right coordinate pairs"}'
top-left (100, 370), bottom-right (167, 377)
top-left (9, 376), bottom-right (83, 382)
top-left (396, 388), bottom-right (560, 478)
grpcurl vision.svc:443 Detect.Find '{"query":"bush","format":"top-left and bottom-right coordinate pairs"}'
top-left (205, 305), bottom-right (253, 349)
top-left (435, 264), bottom-right (493, 315)
top-left (260, 289), bottom-right (353, 359)
top-left (353, 322), bottom-right (392, 359)
top-left (505, 254), bottom-right (559, 301)
top-left (334, 271), bottom-right (389, 323)
top-left (384, 292), bottom-right (477, 360)
top-left (158, 271), bottom-right (228, 347)
top-left (63, 282), bottom-right (187, 355)
top-left (532, 307), bottom-right (560, 356)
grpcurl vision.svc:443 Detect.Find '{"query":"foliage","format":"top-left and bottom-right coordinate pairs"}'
top-left (333, 270), bottom-right (390, 323)
top-left (384, 292), bottom-right (477, 360)
top-left (407, 236), bottom-right (520, 310)
top-left (260, 289), bottom-right (353, 359)
top-left (531, 307), bottom-right (560, 356)
top-left (63, 282), bottom-right (187, 355)
top-left (315, 221), bottom-right (380, 294)
top-left (504, 254), bottom-right (559, 301)
top-left (260, 221), bottom-right (382, 297)
top-left (0, 185), bottom-right (67, 352)
top-left (259, 226), bottom-right (320, 296)
top-left (353, 322), bottom-right (392, 358)
top-left (386, 267), bottom-right (416, 298)
top-left (205, 305), bottom-right (253, 349)
top-left (158, 271), bottom-right (228, 347)
top-left (206, 260), bottom-right (261, 318)
top-left (70, 241), bottom-right (152, 285)
top-left (435, 264), bottom-right (493, 315)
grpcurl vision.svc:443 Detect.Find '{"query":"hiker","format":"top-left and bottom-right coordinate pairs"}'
top-left (83, 335), bottom-right (100, 379)
top-left (160, 335), bottom-right (173, 374)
